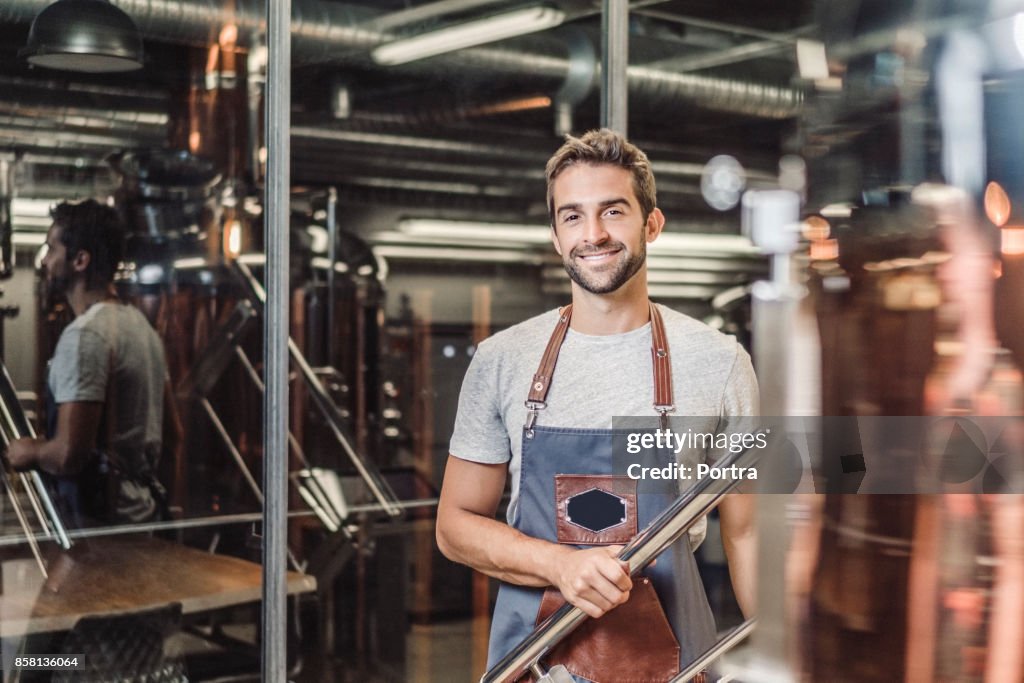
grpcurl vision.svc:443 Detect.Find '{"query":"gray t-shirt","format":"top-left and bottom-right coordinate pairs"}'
top-left (449, 304), bottom-right (759, 539)
top-left (49, 301), bottom-right (167, 523)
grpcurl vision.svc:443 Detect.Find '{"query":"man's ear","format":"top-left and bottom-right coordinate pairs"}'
top-left (550, 225), bottom-right (563, 256)
top-left (71, 249), bottom-right (91, 273)
top-left (645, 208), bottom-right (666, 243)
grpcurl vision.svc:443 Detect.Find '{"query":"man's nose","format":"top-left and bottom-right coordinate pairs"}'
top-left (582, 215), bottom-right (608, 243)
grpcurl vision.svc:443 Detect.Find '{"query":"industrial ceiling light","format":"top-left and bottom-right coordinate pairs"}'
top-left (372, 5), bottom-right (565, 66)
top-left (20, 0), bottom-right (144, 73)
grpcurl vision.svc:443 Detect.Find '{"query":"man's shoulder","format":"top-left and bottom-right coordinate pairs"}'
top-left (477, 308), bottom-right (562, 356)
top-left (657, 304), bottom-right (736, 344)
top-left (60, 304), bottom-right (161, 355)
top-left (656, 304), bottom-right (743, 363)
top-left (58, 306), bottom-right (112, 349)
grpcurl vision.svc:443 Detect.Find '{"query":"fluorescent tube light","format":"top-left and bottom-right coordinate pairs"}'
top-left (397, 218), bottom-right (759, 255)
top-left (399, 218), bottom-right (551, 243)
top-left (372, 5), bottom-right (566, 66)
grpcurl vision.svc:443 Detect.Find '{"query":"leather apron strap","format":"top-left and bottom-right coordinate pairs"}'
top-left (525, 302), bottom-right (675, 431)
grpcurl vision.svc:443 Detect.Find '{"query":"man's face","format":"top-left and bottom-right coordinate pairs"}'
top-left (550, 163), bottom-right (663, 295)
top-left (41, 224), bottom-right (72, 296)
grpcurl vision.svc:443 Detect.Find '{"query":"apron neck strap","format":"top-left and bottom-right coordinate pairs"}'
top-left (525, 302), bottom-right (675, 417)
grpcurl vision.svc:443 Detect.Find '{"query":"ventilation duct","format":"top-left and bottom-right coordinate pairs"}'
top-left (1, 0), bottom-right (803, 119)
top-left (0, 76), bottom-right (168, 152)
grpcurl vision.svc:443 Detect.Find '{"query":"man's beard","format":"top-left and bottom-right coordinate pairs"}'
top-left (45, 270), bottom-right (72, 302)
top-left (562, 240), bottom-right (646, 294)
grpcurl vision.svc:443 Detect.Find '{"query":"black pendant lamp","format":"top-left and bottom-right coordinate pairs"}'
top-left (20, 0), bottom-right (143, 73)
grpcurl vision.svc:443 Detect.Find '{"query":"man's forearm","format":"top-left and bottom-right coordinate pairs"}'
top-left (719, 492), bottom-right (757, 618)
top-left (723, 527), bottom-right (757, 618)
top-left (437, 506), bottom-right (570, 587)
top-left (6, 436), bottom-right (77, 475)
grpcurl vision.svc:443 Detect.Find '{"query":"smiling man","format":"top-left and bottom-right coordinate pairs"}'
top-left (436, 129), bottom-right (758, 682)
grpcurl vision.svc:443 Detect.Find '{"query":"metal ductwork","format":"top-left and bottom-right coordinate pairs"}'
top-left (0, 76), bottom-right (168, 153)
top-left (1, 1), bottom-right (803, 120)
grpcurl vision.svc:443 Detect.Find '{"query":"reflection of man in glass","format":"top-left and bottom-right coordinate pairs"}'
top-left (5, 199), bottom-right (168, 526)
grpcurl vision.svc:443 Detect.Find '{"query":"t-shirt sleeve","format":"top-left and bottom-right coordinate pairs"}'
top-left (706, 341), bottom-right (760, 465)
top-left (51, 328), bottom-right (110, 404)
top-left (448, 341), bottom-right (511, 464)
top-left (723, 343), bottom-right (759, 417)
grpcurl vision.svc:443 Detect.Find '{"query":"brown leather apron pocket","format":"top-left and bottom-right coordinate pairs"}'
top-left (555, 474), bottom-right (637, 545)
top-left (532, 576), bottom-right (680, 683)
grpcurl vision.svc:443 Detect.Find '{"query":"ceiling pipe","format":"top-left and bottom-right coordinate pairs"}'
top-left (0, 74), bottom-right (167, 156)
top-left (1, 0), bottom-right (802, 119)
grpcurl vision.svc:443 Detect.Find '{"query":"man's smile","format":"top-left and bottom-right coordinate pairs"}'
top-left (573, 246), bottom-right (623, 263)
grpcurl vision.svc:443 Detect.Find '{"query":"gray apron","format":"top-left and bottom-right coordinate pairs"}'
top-left (486, 303), bottom-right (717, 682)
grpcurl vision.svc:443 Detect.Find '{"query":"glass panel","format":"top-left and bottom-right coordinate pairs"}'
top-left (3, 0), bottom-right (1023, 680)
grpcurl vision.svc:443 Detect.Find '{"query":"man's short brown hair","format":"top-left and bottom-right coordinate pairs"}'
top-left (545, 128), bottom-right (657, 225)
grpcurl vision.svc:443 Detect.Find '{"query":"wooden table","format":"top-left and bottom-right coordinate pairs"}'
top-left (0, 536), bottom-right (316, 637)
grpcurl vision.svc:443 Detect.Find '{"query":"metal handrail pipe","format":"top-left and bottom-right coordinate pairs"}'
top-left (0, 497), bottom-right (442, 548)
top-left (481, 442), bottom-right (760, 683)
top-left (0, 361), bottom-right (72, 549)
top-left (671, 618), bottom-right (757, 682)
top-left (232, 260), bottom-right (401, 518)
top-left (0, 467), bottom-right (48, 576)
top-left (0, 510), bottom-right (315, 547)
top-left (180, 301), bottom-right (350, 536)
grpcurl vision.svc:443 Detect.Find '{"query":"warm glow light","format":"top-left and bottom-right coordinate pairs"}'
top-left (224, 219), bottom-right (242, 259)
top-left (188, 131), bottom-right (201, 152)
top-left (985, 181), bottom-right (1011, 227)
top-left (468, 96), bottom-right (552, 116)
top-left (802, 216), bottom-right (830, 241)
top-left (810, 238), bottom-right (839, 261)
top-left (1002, 226), bottom-right (1024, 255)
top-left (219, 24), bottom-right (238, 49)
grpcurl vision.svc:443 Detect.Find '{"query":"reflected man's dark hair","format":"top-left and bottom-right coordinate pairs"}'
top-left (50, 199), bottom-right (125, 289)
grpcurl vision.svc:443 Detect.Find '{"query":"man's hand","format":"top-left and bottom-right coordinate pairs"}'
top-left (549, 545), bottom-right (632, 618)
top-left (3, 402), bottom-right (103, 476)
top-left (438, 455), bottom-right (634, 614)
top-left (5, 437), bottom-right (37, 471)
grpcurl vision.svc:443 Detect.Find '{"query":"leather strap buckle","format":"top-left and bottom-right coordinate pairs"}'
top-left (655, 404), bottom-right (674, 430)
top-left (524, 400), bottom-right (546, 435)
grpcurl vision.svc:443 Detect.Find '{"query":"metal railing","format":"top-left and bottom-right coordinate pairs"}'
top-left (0, 496), bottom-right (441, 548)
top-left (0, 358), bottom-right (72, 577)
top-left (672, 617), bottom-right (757, 682)
top-left (481, 440), bottom-right (761, 683)
top-left (232, 259), bottom-right (402, 519)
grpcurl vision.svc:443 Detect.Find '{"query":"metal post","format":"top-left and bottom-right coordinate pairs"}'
top-left (0, 154), bottom-right (15, 279)
top-left (601, 0), bottom-right (629, 134)
top-left (719, 190), bottom-right (804, 683)
top-left (263, 0), bottom-right (290, 678)
top-left (326, 187), bottom-right (338, 366)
